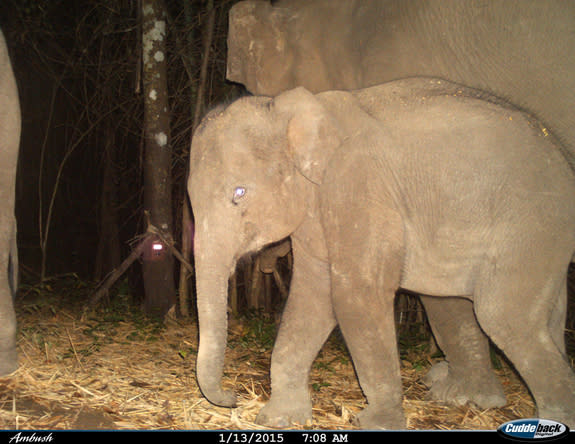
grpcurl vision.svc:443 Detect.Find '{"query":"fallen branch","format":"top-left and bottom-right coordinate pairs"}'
top-left (84, 235), bottom-right (148, 313)
top-left (149, 224), bottom-right (194, 275)
top-left (84, 222), bottom-right (194, 314)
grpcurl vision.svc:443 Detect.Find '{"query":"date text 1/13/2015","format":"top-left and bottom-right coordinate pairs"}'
top-left (218, 432), bottom-right (349, 444)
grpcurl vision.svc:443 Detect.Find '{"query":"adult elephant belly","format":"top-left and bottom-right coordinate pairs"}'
top-left (360, 19), bottom-right (573, 156)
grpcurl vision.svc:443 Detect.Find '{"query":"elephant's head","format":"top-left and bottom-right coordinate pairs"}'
top-left (188, 87), bottom-right (340, 407)
top-left (226, 1), bottom-right (292, 96)
top-left (227, 1), bottom-right (362, 96)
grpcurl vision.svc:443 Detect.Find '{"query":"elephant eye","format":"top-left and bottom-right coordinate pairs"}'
top-left (232, 186), bottom-right (246, 205)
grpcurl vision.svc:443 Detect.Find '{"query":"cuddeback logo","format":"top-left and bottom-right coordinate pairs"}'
top-left (498, 419), bottom-right (570, 441)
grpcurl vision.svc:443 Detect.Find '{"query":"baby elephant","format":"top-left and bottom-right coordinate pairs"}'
top-left (187, 78), bottom-right (575, 429)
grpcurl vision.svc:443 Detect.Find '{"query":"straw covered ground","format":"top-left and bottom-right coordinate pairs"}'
top-left (0, 281), bottom-right (550, 431)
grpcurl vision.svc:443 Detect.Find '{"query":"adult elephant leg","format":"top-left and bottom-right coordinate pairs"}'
top-left (0, 290), bottom-right (17, 375)
top-left (256, 238), bottom-right (336, 428)
top-left (0, 29), bottom-right (20, 376)
top-left (0, 217), bottom-right (17, 375)
top-left (420, 296), bottom-right (506, 408)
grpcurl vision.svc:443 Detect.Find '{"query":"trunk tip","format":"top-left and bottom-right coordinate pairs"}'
top-left (203, 388), bottom-right (237, 408)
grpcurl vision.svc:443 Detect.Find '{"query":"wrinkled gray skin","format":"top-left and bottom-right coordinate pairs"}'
top-left (227, 0), bottom-right (575, 409)
top-left (0, 29), bottom-right (20, 375)
top-left (188, 78), bottom-right (575, 429)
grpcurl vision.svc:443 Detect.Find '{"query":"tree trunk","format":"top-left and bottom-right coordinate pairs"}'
top-left (141, 0), bottom-right (175, 318)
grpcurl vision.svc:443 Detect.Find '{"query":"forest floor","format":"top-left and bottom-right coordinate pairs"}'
top-left (0, 277), bottom-right (548, 431)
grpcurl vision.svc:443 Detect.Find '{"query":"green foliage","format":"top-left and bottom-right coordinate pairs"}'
top-left (177, 346), bottom-right (196, 360)
top-left (313, 360), bottom-right (335, 373)
top-left (490, 343), bottom-right (504, 370)
top-left (311, 381), bottom-right (331, 392)
top-left (17, 274), bottom-right (167, 363)
top-left (231, 311), bottom-right (278, 352)
top-left (88, 296), bottom-right (165, 344)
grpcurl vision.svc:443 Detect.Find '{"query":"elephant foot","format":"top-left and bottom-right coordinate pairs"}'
top-left (256, 397), bottom-right (312, 428)
top-left (354, 405), bottom-right (406, 430)
top-left (539, 406), bottom-right (575, 429)
top-left (423, 361), bottom-right (506, 408)
top-left (0, 349), bottom-right (18, 376)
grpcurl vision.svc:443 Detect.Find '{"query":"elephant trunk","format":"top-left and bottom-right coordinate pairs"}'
top-left (194, 242), bottom-right (237, 408)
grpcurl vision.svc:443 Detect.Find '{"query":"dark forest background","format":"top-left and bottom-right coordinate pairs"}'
top-left (0, 0), bottom-right (244, 317)
top-left (0, 0), bottom-right (573, 347)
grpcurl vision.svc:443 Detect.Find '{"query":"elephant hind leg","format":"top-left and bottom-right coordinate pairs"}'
top-left (421, 296), bottom-right (506, 408)
top-left (475, 267), bottom-right (575, 427)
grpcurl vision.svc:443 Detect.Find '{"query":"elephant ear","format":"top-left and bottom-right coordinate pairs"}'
top-left (274, 87), bottom-right (341, 185)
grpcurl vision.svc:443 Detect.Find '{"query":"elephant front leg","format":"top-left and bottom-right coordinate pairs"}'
top-left (332, 278), bottom-right (405, 429)
top-left (256, 241), bottom-right (336, 428)
top-left (326, 207), bottom-right (406, 429)
top-left (420, 296), bottom-right (506, 409)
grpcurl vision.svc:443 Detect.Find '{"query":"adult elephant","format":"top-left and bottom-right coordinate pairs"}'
top-left (225, 0), bottom-right (575, 409)
top-left (0, 29), bottom-right (20, 375)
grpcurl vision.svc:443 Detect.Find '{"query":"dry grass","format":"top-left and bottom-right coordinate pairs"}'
top-left (0, 294), bottom-right (538, 430)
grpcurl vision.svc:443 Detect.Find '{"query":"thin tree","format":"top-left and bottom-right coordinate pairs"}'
top-left (141, 0), bottom-right (176, 318)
